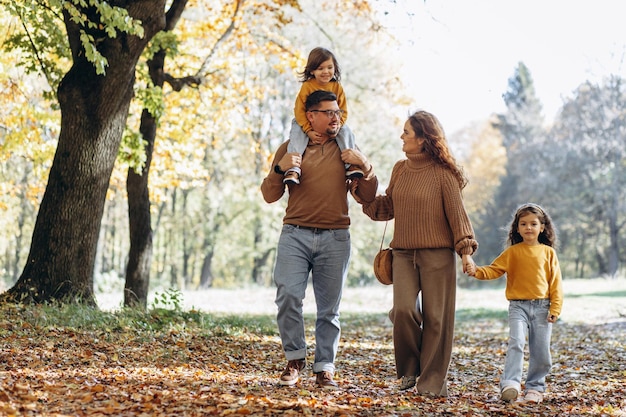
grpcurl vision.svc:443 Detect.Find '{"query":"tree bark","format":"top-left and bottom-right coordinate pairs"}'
top-left (124, 108), bottom-right (156, 309)
top-left (2, 1), bottom-right (166, 305)
top-left (124, 0), bottom-right (189, 308)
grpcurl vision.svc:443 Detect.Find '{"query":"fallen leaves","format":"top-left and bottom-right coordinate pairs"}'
top-left (0, 303), bottom-right (624, 416)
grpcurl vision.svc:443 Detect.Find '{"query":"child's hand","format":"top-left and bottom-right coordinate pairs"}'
top-left (307, 130), bottom-right (324, 143)
top-left (462, 254), bottom-right (476, 276)
top-left (547, 314), bottom-right (558, 323)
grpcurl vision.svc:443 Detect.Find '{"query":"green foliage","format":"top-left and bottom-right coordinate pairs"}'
top-left (150, 288), bottom-right (184, 312)
top-left (3, 0), bottom-right (145, 80)
top-left (136, 84), bottom-right (165, 120)
top-left (1, 0), bottom-right (69, 97)
top-left (118, 130), bottom-right (148, 174)
top-left (144, 31), bottom-right (180, 61)
top-left (64, 0), bottom-right (145, 75)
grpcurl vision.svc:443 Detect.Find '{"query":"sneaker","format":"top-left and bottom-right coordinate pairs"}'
top-left (500, 385), bottom-right (519, 402)
top-left (279, 359), bottom-right (306, 386)
top-left (523, 390), bottom-right (543, 403)
top-left (283, 171), bottom-right (300, 185)
top-left (315, 371), bottom-right (339, 390)
top-left (345, 168), bottom-right (364, 179)
top-left (399, 375), bottom-right (416, 390)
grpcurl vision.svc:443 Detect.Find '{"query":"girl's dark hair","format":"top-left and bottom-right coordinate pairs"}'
top-left (407, 110), bottom-right (468, 189)
top-left (299, 47), bottom-right (341, 82)
top-left (508, 203), bottom-right (557, 247)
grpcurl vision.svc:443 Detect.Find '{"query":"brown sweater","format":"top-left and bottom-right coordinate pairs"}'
top-left (363, 152), bottom-right (477, 256)
top-left (261, 139), bottom-right (377, 229)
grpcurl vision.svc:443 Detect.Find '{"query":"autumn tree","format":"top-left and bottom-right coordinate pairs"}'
top-left (478, 62), bottom-right (547, 260)
top-left (545, 76), bottom-right (626, 277)
top-left (2, 0), bottom-right (167, 304)
top-left (450, 119), bottom-right (506, 272)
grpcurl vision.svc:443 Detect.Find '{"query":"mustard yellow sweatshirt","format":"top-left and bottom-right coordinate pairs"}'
top-left (475, 243), bottom-right (563, 317)
top-left (362, 152), bottom-right (477, 256)
top-left (294, 79), bottom-right (347, 133)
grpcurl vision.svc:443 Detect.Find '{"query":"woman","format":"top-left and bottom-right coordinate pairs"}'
top-left (363, 110), bottom-right (477, 397)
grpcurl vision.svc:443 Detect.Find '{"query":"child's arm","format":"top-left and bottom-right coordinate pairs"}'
top-left (307, 130), bottom-right (323, 142)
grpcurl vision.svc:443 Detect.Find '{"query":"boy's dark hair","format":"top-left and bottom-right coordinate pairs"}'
top-left (305, 90), bottom-right (337, 111)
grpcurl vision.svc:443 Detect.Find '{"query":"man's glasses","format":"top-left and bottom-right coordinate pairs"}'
top-left (309, 109), bottom-right (344, 119)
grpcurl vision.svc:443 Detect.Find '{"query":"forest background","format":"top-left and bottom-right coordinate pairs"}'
top-left (0, 0), bottom-right (625, 308)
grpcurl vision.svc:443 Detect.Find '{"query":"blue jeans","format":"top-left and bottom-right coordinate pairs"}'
top-left (286, 119), bottom-right (356, 174)
top-left (501, 299), bottom-right (553, 393)
top-left (274, 224), bottom-right (350, 373)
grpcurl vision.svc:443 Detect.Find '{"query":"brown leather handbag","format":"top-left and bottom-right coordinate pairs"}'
top-left (373, 222), bottom-right (393, 285)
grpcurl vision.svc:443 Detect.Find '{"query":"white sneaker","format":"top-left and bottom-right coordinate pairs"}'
top-left (523, 389), bottom-right (543, 403)
top-left (500, 385), bottom-right (519, 402)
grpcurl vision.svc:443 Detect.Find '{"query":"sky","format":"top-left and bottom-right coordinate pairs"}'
top-left (377, 0), bottom-right (626, 132)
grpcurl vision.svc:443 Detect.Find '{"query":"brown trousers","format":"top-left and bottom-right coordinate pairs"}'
top-left (390, 248), bottom-right (456, 397)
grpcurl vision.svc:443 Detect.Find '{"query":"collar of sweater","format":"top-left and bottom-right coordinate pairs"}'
top-left (406, 152), bottom-right (434, 169)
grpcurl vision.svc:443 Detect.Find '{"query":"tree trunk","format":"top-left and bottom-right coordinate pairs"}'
top-left (124, 109), bottom-right (156, 309)
top-left (124, 0), bottom-right (189, 309)
top-left (2, 1), bottom-right (166, 305)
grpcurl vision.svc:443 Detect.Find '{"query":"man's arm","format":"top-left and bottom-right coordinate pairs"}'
top-left (342, 148), bottom-right (377, 203)
top-left (261, 142), bottom-right (291, 203)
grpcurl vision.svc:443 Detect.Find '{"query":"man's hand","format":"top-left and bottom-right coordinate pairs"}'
top-left (341, 149), bottom-right (371, 173)
top-left (277, 152), bottom-right (301, 172)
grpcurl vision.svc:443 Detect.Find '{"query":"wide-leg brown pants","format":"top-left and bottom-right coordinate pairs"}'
top-left (390, 248), bottom-right (456, 397)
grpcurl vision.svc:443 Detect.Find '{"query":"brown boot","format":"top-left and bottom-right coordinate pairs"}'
top-left (279, 359), bottom-right (306, 386)
top-left (315, 371), bottom-right (339, 390)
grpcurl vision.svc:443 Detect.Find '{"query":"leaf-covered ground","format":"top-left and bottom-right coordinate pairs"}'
top-left (1, 283), bottom-right (625, 416)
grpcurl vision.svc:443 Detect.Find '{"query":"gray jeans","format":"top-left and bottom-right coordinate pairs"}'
top-left (501, 299), bottom-right (553, 393)
top-left (273, 224), bottom-right (350, 373)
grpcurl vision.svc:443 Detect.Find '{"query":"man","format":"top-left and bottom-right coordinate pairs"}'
top-left (261, 90), bottom-right (377, 389)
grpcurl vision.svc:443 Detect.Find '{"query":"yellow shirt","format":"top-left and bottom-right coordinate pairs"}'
top-left (294, 79), bottom-right (347, 133)
top-left (475, 243), bottom-right (563, 317)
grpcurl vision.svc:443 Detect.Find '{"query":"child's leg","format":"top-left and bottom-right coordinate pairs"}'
top-left (286, 119), bottom-right (307, 176)
top-left (525, 300), bottom-right (553, 393)
top-left (336, 125), bottom-right (363, 178)
top-left (500, 301), bottom-right (529, 394)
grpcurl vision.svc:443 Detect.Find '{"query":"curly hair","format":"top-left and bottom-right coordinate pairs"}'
top-left (407, 110), bottom-right (468, 189)
top-left (298, 47), bottom-right (341, 83)
top-left (507, 203), bottom-right (557, 247)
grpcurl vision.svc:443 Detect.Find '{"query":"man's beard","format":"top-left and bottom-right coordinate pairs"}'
top-left (326, 126), bottom-right (340, 137)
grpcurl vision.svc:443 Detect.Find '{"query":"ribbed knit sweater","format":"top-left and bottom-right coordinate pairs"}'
top-left (363, 152), bottom-right (477, 256)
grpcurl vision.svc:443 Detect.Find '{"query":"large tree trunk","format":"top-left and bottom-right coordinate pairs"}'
top-left (2, 1), bottom-right (166, 305)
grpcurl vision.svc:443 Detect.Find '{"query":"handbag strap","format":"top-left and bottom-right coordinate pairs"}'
top-left (379, 221), bottom-right (388, 251)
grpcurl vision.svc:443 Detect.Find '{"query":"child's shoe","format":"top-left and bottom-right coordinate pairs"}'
top-left (522, 390), bottom-right (543, 403)
top-left (283, 171), bottom-right (300, 185)
top-left (500, 385), bottom-right (519, 402)
top-left (346, 166), bottom-right (364, 179)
